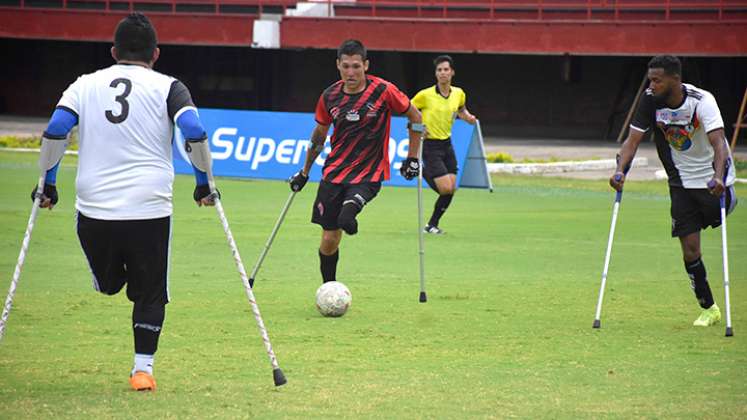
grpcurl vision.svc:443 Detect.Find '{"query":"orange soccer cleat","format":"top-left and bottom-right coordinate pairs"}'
top-left (129, 371), bottom-right (157, 391)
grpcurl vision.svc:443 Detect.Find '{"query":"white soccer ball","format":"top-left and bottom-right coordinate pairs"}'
top-left (315, 281), bottom-right (352, 317)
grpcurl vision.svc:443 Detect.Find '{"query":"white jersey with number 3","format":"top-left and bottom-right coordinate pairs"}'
top-left (58, 64), bottom-right (189, 220)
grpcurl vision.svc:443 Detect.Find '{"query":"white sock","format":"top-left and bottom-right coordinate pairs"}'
top-left (132, 353), bottom-right (154, 375)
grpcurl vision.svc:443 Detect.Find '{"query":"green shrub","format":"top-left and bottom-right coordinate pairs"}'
top-left (486, 152), bottom-right (514, 163)
top-left (0, 133), bottom-right (79, 150)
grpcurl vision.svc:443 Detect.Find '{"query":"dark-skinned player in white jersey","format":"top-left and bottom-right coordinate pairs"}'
top-left (611, 55), bottom-right (737, 327)
top-left (289, 39), bottom-right (424, 285)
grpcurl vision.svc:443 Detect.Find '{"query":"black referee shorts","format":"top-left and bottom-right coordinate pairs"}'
top-left (423, 138), bottom-right (458, 180)
top-left (76, 212), bottom-right (171, 305)
top-left (312, 181), bottom-right (381, 230)
top-left (670, 185), bottom-right (738, 237)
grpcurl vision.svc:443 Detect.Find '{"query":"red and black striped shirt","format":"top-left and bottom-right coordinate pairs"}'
top-left (315, 75), bottom-right (411, 184)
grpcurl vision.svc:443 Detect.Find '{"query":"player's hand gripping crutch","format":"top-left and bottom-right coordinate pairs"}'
top-left (186, 139), bottom-right (287, 386)
top-left (708, 169), bottom-right (734, 337)
top-left (593, 158), bottom-right (630, 329)
top-left (248, 190), bottom-right (297, 288)
top-left (0, 136), bottom-right (68, 343)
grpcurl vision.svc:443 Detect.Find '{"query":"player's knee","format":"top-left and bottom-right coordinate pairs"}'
top-left (439, 185), bottom-right (455, 195)
top-left (320, 230), bottom-right (341, 253)
top-left (337, 201), bottom-right (362, 235)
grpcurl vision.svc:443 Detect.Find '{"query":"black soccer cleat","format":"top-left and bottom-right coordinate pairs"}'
top-left (273, 368), bottom-right (287, 386)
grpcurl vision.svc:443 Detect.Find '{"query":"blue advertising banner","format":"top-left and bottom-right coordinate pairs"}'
top-left (173, 108), bottom-right (489, 189)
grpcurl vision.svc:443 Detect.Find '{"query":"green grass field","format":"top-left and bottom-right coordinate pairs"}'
top-left (0, 149), bottom-right (745, 418)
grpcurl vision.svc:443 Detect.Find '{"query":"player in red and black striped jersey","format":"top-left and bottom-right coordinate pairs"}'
top-left (289, 39), bottom-right (424, 285)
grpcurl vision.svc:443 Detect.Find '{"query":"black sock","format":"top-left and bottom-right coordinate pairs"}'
top-left (685, 257), bottom-right (714, 309)
top-left (132, 303), bottom-right (165, 355)
top-left (428, 194), bottom-right (453, 227)
top-left (319, 249), bottom-right (339, 283)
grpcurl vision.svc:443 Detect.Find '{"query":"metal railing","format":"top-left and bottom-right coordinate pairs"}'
top-left (6, 0), bottom-right (747, 20)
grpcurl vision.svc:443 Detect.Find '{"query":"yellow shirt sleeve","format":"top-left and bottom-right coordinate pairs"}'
top-left (411, 89), bottom-right (427, 111)
top-left (458, 88), bottom-right (466, 110)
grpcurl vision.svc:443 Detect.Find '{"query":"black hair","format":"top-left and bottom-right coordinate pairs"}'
top-left (434, 55), bottom-right (454, 70)
top-left (647, 55), bottom-right (681, 77)
top-left (114, 12), bottom-right (157, 63)
top-left (337, 39), bottom-right (367, 60)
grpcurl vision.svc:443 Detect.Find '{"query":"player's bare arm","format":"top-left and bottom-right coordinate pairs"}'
top-left (289, 123), bottom-right (329, 192)
top-left (610, 128), bottom-right (645, 191)
top-left (303, 123), bottom-right (330, 175)
top-left (457, 107), bottom-right (477, 124)
top-left (706, 128), bottom-right (729, 196)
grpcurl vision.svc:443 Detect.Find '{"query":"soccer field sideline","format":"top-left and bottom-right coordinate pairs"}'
top-left (0, 150), bottom-right (745, 418)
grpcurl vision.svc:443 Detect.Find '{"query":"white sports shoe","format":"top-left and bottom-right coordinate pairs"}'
top-left (423, 225), bottom-right (444, 234)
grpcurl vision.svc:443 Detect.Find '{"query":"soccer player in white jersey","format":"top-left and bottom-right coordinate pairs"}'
top-left (611, 55), bottom-right (737, 327)
top-left (31, 13), bottom-right (217, 391)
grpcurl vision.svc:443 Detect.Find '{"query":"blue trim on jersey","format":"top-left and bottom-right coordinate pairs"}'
top-left (41, 108), bottom-right (76, 184)
top-left (45, 108), bottom-right (78, 138)
top-left (192, 166), bottom-right (208, 186)
top-left (45, 161), bottom-right (60, 185)
top-left (176, 109), bottom-right (209, 186)
top-left (176, 109), bottom-right (206, 141)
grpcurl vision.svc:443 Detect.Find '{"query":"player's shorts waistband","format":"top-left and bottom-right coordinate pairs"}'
top-left (425, 137), bottom-right (451, 142)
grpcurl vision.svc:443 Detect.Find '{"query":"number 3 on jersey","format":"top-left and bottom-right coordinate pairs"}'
top-left (105, 78), bottom-right (132, 124)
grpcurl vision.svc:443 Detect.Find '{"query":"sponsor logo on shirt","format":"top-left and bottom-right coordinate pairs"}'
top-left (656, 110), bottom-right (699, 151)
top-left (345, 110), bottom-right (360, 122)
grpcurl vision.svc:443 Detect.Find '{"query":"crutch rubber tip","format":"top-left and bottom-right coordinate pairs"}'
top-left (726, 327), bottom-right (734, 337)
top-left (249, 277), bottom-right (255, 288)
top-left (419, 291), bottom-right (427, 303)
top-left (273, 368), bottom-right (287, 386)
top-left (593, 320), bottom-right (601, 329)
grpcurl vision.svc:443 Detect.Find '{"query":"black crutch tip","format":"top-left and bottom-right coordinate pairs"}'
top-left (592, 320), bottom-right (601, 329)
top-left (419, 292), bottom-right (427, 303)
top-left (273, 368), bottom-right (287, 386)
top-left (249, 277), bottom-right (255, 288)
top-left (726, 327), bottom-right (734, 337)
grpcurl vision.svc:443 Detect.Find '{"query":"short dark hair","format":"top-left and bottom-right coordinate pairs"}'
top-left (648, 55), bottom-right (681, 77)
top-left (434, 55), bottom-right (454, 69)
top-left (337, 39), bottom-right (367, 60)
top-left (114, 13), bottom-right (157, 63)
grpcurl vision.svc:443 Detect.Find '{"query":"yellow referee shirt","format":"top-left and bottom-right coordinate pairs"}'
top-left (411, 85), bottom-right (467, 140)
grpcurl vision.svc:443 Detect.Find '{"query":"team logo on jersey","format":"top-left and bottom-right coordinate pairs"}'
top-left (345, 110), bottom-right (361, 122)
top-left (330, 107), bottom-right (341, 119)
top-left (365, 102), bottom-right (378, 118)
top-left (656, 110), bottom-right (699, 151)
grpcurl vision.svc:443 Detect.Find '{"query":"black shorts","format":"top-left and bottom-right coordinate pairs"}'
top-left (312, 181), bottom-right (381, 230)
top-left (670, 185), bottom-right (738, 237)
top-left (76, 212), bottom-right (171, 305)
top-left (423, 138), bottom-right (458, 179)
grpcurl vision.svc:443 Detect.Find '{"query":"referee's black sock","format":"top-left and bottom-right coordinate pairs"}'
top-left (132, 303), bottom-right (165, 356)
top-left (319, 249), bottom-right (339, 283)
top-left (428, 194), bottom-right (453, 227)
top-left (685, 257), bottom-right (714, 309)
